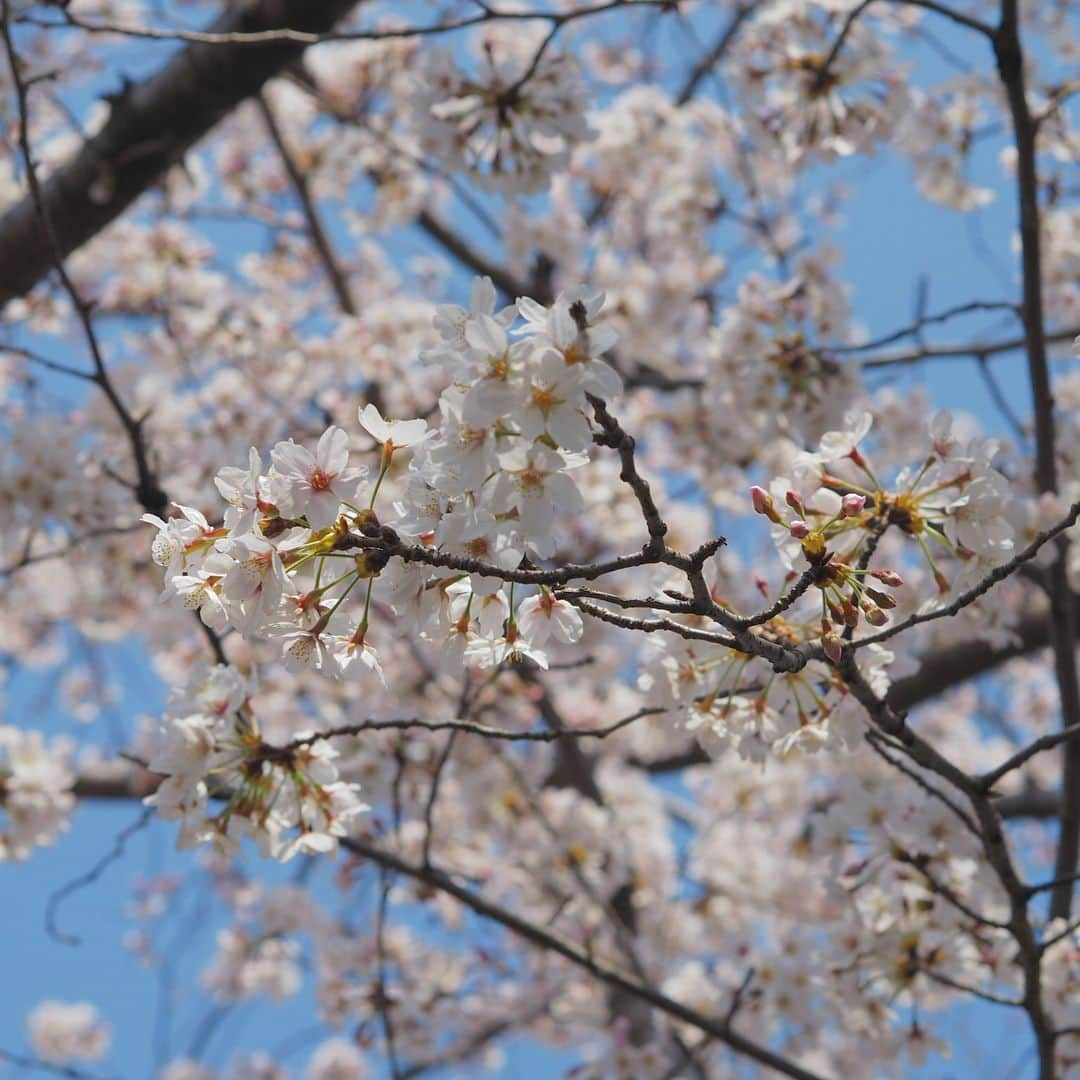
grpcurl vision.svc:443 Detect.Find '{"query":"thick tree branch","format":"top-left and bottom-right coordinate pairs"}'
top-left (0, 0), bottom-right (366, 307)
top-left (994, 0), bottom-right (1080, 923)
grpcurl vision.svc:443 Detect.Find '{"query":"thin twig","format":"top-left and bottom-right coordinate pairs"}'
top-left (45, 807), bottom-right (154, 945)
top-left (979, 726), bottom-right (1080, 793)
top-left (849, 499), bottom-right (1080, 650)
top-left (256, 91), bottom-right (357, 315)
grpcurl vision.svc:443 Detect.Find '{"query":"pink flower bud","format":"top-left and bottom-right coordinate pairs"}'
top-left (750, 486), bottom-right (777, 520)
top-left (789, 520), bottom-right (811, 539)
top-left (785, 490), bottom-right (805, 516)
top-left (870, 569), bottom-right (903, 587)
top-left (865, 587), bottom-right (896, 610)
top-left (842, 493), bottom-right (866, 517)
top-left (864, 605), bottom-right (888, 627)
top-left (822, 633), bottom-right (843, 663)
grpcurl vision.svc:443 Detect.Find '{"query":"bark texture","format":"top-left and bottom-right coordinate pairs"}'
top-left (0, 0), bottom-right (362, 306)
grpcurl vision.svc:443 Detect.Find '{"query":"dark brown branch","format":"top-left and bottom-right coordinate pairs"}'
top-left (891, 0), bottom-right (994, 36)
top-left (997, 788), bottom-right (1061, 820)
top-left (0, 0), bottom-right (366, 308)
top-left (887, 605), bottom-right (1058, 710)
top-left (45, 807), bottom-right (154, 946)
top-left (24, 1), bottom-right (672, 48)
top-left (1027, 870), bottom-right (1080, 900)
top-left (281, 63), bottom-right (526, 300)
top-left (838, 655), bottom-right (1056, 1079)
top-left (811, 0), bottom-right (876, 94)
top-left (921, 969), bottom-right (1023, 1008)
top-left (891, 845), bottom-right (1010, 929)
top-left (858, 324), bottom-right (1079, 368)
top-left (865, 730), bottom-right (980, 838)
top-left (587, 393), bottom-right (670, 555)
top-left (829, 299), bottom-right (1020, 355)
top-left (374, 865), bottom-right (404, 1079)
top-left (1, 2), bottom-right (168, 516)
top-left (736, 567), bottom-right (818, 629)
top-left (994, 0), bottom-right (1080, 925)
top-left (420, 730), bottom-right (458, 868)
top-left (414, 208), bottom-right (524, 300)
top-left (281, 708), bottom-right (664, 752)
top-left (562, 593), bottom-right (739, 648)
top-left (0, 1048), bottom-right (109, 1080)
top-left (980, 727), bottom-right (1080, 794)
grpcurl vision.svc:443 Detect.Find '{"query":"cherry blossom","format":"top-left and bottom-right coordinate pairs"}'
top-left (27, 1001), bottom-right (109, 1064)
top-left (270, 427), bottom-right (368, 531)
top-left (0, 727), bottom-right (75, 861)
top-left (4, 2), bottom-right (1080, 1077)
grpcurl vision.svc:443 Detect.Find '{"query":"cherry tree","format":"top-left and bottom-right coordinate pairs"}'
top-left (1, 0), bottom-right (1079, 1076)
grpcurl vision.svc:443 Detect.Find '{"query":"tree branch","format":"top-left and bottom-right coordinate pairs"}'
top-left (255, 90), bottom-right (357, 316)
top-left (339, 837), bottom-right (827, 1080)
top-left (994, 0), bottom-right (1080, 924)
top-left (0, 0), bottom-right (366, 307)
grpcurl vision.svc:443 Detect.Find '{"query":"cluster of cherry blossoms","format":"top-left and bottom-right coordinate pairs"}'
top-left (641, 614), bottom-right (895, 763)
top-left (140, 279), bottom-right (632, 855)
top-left (897, 75), bottom-right (997, 212)
top-left (144, 664), bottom-right (368, 861)
top-left (705, 254), bottom-right (860, 454)
top-left (0, 725), bottom-right (75, 861)
top-left (413, 32), bottom-right (592, 195)
top-left (143, 277), bottom-right (604, 695)
top-left (27, 1000), bottom-right (109, 1065)
top-left (755, 406), bottom-right (1014, 590)
top-left (639, 405), bottom-right (1017, 764)
top-left (735, 0), bottom-right (910, 164)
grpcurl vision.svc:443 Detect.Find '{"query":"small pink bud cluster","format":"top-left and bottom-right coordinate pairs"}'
top-left (817, 564), bottom-right (905, 662)
top-left (750, 485), bottom-right (859, 557)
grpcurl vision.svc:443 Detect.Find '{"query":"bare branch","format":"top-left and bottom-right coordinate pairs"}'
top-left (980, 727), bottom-right (1080, 794)
top-left (45, 807), bottom-right (154, 946)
